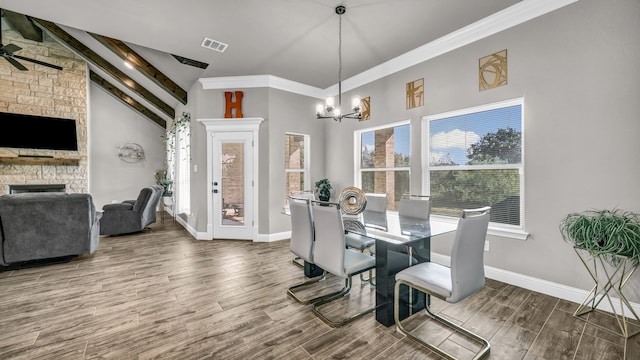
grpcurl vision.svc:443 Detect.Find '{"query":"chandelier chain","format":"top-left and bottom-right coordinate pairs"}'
top-left (338, 10), bottom-right (343, 108)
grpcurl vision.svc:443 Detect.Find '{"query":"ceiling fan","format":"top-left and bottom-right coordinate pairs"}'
top-left (0, 17), bottom-right (63, 71)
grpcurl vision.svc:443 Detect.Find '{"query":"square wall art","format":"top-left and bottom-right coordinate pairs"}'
top-left (406, 78), bottom-right (424, 109)
top-left (360, 97), bottom-right (370, 121)
top-left (479, 49), bottom-right (508, 91)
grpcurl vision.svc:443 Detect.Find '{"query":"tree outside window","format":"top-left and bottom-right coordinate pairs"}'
top-left (426, 99), bottom-right (523, 226)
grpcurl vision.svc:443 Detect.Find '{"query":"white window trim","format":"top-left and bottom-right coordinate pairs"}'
top-left (285, 132), bottom-right (311, 196)
top-left (176, 126), bottom-right (190, 214)
top-left (421, 98), bottom-right (529, 240)
top-left (353, 119), bottom-right (411, 187)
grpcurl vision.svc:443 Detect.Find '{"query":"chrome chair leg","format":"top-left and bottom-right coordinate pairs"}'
top-left (359, 269), bottom-right (376, 287)
top-left (292, 256), bottom-right (304, 268)
top-left (311, 272), bottom-right (379, 327)
top-left (286, 272), bottom-right (346, 304)
top-left (394, 280), bottom-right (490, 360)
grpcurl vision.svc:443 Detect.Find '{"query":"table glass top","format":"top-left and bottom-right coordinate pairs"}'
top-left (344, 213), bottom-right (457, 244)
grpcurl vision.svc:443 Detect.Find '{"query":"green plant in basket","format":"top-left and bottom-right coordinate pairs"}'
top-left (560, 209), bottom-right (640, 263)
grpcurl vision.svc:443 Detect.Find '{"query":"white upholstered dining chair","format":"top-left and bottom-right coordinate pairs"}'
top-left (394, 206), bottom-right (491, 359)
top-left (286, 197), bottom-right (342, 304)
top-left (310, 201), bottom-right (378, 327)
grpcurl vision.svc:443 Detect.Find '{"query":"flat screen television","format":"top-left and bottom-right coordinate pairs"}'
top-left (0, 112), bottom-right (78, 151)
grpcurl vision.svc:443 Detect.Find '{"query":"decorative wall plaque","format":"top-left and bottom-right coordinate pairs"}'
top-left (406, 78), bottom-right (424, 109)
top-left (224, 91), bottom-right (244, 118)
top-left (360, 97), bottom-right (371, 121)
top-left (479, 49), bottom-right (508, 91)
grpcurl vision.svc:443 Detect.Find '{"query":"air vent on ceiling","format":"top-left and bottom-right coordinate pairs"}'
top-left (201, 37), bottom-right (228, 53)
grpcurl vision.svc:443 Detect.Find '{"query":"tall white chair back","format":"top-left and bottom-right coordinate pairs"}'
top-left (289, 198), bottom-right (314, 263)
top-left (312, 203), bottom-right (346, 277)
top-left (363, 193), bottom-right (387, 230)
top-left (290, 191), bottom-right (315, 201)
top-left (398, 197), bottom-right (430, 220)
top-left (449, 206), bottom-right (491, 302)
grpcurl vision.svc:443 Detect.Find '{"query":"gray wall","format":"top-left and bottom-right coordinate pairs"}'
top-left (184, 85), bottom-right (323, 236)
top-left (266, 89), bottom-right (326, 235)
top-left (187, 86), bottom-right (269, 233)
top-left (89, 83), bottom-right (167, 209)
top-left (321, 0), bottom-right (640, 298)
top-left (176, 0), bottom-right (640, 299)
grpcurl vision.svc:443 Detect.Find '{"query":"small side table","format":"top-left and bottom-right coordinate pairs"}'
top-left (573, 248), bottom-right (640, 340)
top-left (161, 195), bottom-right (175, 223)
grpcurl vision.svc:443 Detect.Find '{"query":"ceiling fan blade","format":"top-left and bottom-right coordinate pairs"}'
top-left (4, 56), bottom-right (28, 71)
top-left (13, 54), bottom-right (63, 71)
top-left (3, 43), bottom-right (21, 54)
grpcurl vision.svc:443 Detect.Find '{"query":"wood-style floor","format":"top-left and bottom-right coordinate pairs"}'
top-left (0, 216), bottom-right (638, 359)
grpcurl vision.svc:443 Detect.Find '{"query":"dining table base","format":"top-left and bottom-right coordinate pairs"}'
top-left (375, 237), bottom-right (430, 327)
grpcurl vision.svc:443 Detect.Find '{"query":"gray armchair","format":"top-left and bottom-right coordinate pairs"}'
top-left (99, 185), bottom-right (163, 235)
top-left (0, 192), bottom-right (101, 267)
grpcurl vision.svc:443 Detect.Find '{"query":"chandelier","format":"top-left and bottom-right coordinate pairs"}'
top-left (316, 5), bottom-right (362, 122)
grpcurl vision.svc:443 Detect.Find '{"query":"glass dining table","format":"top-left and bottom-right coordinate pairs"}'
top-left (344, 213), bottom-right (457, 326)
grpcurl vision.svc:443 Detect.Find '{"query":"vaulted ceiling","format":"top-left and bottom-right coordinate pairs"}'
top-left (0, 0), bottom-right (575, 126)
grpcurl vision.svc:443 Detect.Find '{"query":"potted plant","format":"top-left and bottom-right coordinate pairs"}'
top-left (315, 178), bottom-right (332, 202)
top-left (560, 209), bottom-right (640, 338)
top-left (560, 209), bottom-right (640, 264)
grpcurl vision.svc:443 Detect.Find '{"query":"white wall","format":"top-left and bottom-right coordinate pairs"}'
top-left (89, 83), bottom-right (167, 209)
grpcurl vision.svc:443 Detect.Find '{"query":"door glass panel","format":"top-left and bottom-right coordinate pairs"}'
top-left (221, 142), bottom-right (244, 226)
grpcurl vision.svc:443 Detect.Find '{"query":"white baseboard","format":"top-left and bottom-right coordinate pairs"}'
top-left (431, 252), bottom-right (640, 315)
top-left (257, 231), bottom-right (290, 242)
top-left (170, 215), bottom-right (207, 240)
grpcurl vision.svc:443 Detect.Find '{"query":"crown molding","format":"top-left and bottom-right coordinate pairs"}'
top-left (199, 75), bottom-right (325, 99)
top-left (341, 0), bottom-right (579, 92)
top-left (199, 0), bottom-right (579, 98)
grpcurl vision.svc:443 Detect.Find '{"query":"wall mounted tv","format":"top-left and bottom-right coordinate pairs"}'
top-left (0, 112), bottom-right (78, 151)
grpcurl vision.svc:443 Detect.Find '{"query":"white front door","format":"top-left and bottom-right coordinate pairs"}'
top-left (211, 131), bottom-right (255, 240)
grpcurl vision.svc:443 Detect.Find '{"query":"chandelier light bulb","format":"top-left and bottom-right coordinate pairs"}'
top-left (351, 96), bottom-right (361, 111)
top-left (316, 103), bottom-right (324, 115)
top-left (325, 96), bottom-right (334, 109)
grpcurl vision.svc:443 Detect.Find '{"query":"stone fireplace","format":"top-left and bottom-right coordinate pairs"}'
top-left (0, 21), bottom-right (88, 196)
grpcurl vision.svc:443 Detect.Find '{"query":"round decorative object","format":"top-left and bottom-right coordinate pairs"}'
top-left (118, 143), bottom-right (145, 163)
top-left (339, 186), bottom-right (367, 215)
top-left (343, 219), bottom-right (366, 235)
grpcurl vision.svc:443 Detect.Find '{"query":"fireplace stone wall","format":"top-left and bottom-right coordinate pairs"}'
top-left (0, 24), bottom-right (88, 195)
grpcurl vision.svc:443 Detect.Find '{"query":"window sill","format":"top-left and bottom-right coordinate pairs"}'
top-left (430, 215), bottom-right (529, 240)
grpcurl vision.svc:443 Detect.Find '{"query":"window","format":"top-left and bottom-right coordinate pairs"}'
top-left (424, 98), bottom-right (523, 227)
top-left (176, 123), bottom-right (190, 214)
top-left (285, 133), bottom-right (310, 202)
top-left (356, 121), bottom-right (410, 211)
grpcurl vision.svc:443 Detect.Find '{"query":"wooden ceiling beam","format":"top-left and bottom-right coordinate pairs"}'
top-left (90, 33), bottom-right (187, 105)
top-left (171, 54), bottom-right (209, 70)
top-left (90, 70), bottom-right (166, 129)
top-left (2, 9), bottom-right (43, 42)
top-left (32, 18), bottom-right (175, 119)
